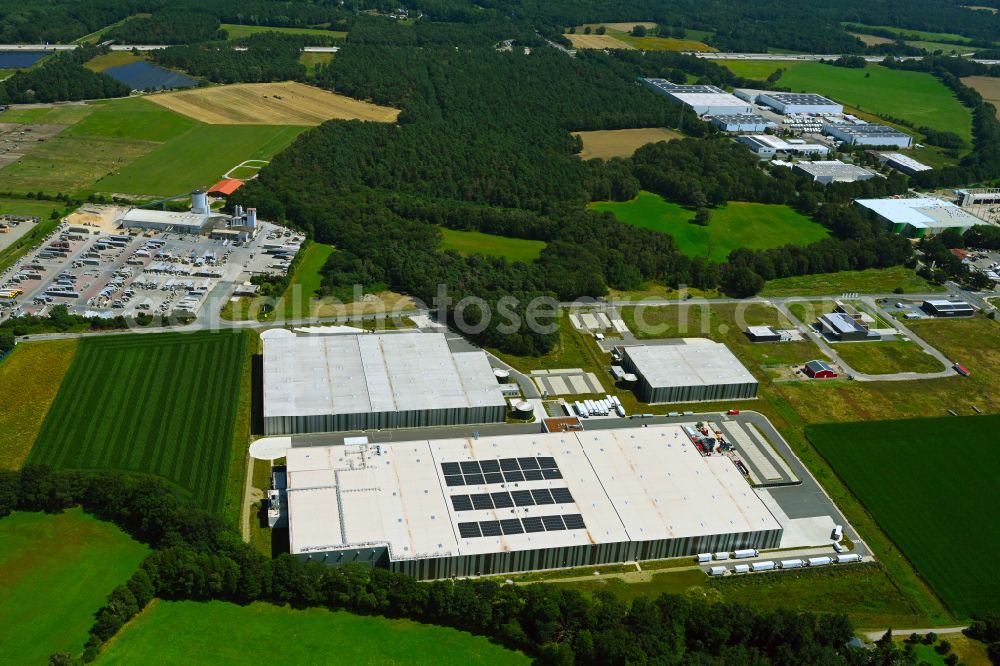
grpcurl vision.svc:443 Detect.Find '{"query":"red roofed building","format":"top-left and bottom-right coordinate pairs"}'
top-left (208, 178), bottom-right (243, 196)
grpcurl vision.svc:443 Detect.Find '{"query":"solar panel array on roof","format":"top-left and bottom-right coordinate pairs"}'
top-left (458, 514), bottom-right (587, 539)
top-left (441, 457), bottom-right (561, 487)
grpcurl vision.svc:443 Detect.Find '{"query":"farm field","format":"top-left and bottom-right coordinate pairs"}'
top-left (65, 97), bottom-right (195, 141)
top-left (0, 340), bottom-right (78, 469)
top-left (221, 23), bottom-right (347, 40)
top-left (0, 103), bottom-right (93, 125)
top-left (147, 82), bottom-right (399, 125)
top-left (591, 191), bottom-right (828, 262)
top-left (564, 33), bottom-right (632, 49)
top-left (28, 331), bottom-right (248, 514)
top-left (832, 339), bottom-right (945, 374)
top-left (92, 123), bottom-right (306, 197)
top-left (761, 266), bottom-right (941, 297)
top-left (808, 415), bottom-right (1000, 617)
top-left (0, 509), bottom-right (148, 664)
top-left (100, 600), bottom-right (530, 665)
top-left (616, 34), bottom-right (716, 51)
top-left (439, 227), bottom-right (546, 263)
top-left (962, 77), bottom-right (1000, 118)
top-left (573, 127), bottom-right (680, 160)
top-left (842, 23), bottom-right (974, 44)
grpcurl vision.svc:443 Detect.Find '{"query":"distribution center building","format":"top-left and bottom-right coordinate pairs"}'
top-left (284, 426), bottom-right (783, 579)
top-left (757, 92), bottom-right (843, 115)
top-left (641, 78), bottom-right (752, 116)
top-left (877, 152), bottom-right (931, 176)
top-left (736, 134), bottom-right (829, 158)
top-left (792, 160), bottom-right (876, 184)
top-left (621, 341), bottom-right (759, 403)
top-left (710, 114), bottom-right (775, 133)
top-left (262, 331), bottom-right (508, 435)
top-left (855, 197), bottom-right (984, 237)
top-left (823, 123), bottom-right (912, 148)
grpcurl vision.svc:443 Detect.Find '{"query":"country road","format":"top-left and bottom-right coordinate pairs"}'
top-left (862, 626), bottom-right (968, 641)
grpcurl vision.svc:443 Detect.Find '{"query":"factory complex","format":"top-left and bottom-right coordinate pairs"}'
top-left (262, 331), bottom-right (508, 435)
top-left (283, 426), bottom-right (783, 579)
top-left (621, 342), bottom-right (759, 404)
top-left (855, 197), bottom-right (984, 237)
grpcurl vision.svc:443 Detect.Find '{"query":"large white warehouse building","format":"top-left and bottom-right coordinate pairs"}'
top-left (621, 341), bottom-right (759, 404)
top-left (285, 426), bottom-right (783, 579)
top-left (642, 78), bottom-right (752, 116)
top-left (855, 197), bottom-right (984, 237)
top-left (263, 332), bottom-right (508, 435)
top-left (823, 123), bottom-right (912, 148)
top-left (757, 92), bottom-right (843, 115)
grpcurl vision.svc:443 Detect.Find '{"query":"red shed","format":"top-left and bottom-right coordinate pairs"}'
top-left (804, 360), bottom-right (837, 379)
top-left (208, 178), bottom-right (243, 196)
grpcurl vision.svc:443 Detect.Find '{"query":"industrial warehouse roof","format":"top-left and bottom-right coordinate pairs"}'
top-left (855, 197), bottom-right (983, 230)
top-left (285, 426), bottom-right (781, 559)
top-left (819, 312), bottom-right (866, 335)
top-left (824, 123), bottom-right (909, 139)
top-left (119, 208), bottom-right (212, 231)
top-left (624, 342), bottom-right (758, 389)
top-left (761, 92), bottom-right (839, 106)
top-left (924, 300), bottom-right (974, 311)
top-left (263, 332), bottom-right (507, 419)
top-left (880, 153), bottom-right (931, 173)
top-left (737, 134), bottom-right (829, 153)
top-left (642, 79), bottom-right (726, 95)
top-left (792, 160), bottom-right (875, 181)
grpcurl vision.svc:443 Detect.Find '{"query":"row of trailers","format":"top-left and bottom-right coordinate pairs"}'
top-left (707, 552), bottom-right (861, 576)
top-left (564, 395), bottom-right (626, 418)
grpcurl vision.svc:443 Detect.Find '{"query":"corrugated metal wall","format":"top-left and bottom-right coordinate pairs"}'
top-left (264, 404), bottom-right (507, 435)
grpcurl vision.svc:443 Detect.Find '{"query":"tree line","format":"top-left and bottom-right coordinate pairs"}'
top-left (0, 45), bottom-right (128, 104)
top-left (0, 464), bottom-right (919, 666)
top-left (152, 33), bottom-right (314, 84)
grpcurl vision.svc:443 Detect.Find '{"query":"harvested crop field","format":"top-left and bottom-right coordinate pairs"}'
top-left (574, 128), bottom-right (680, 160)
top-left (147, 81), bottom-right (399, 125)
top-left (962, 77), bottom-right (1000, 118)
top-left (565, 34), bottom-right (633, 50)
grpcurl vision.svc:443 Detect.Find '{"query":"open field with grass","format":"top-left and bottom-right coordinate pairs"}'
top-left (0, 197), bottom-right (65, 218)
top-left (761, 267), bottom-right (942, 297)
top-left (592, 192), bottom-right (828, 262)
top-left (808, 416), bottom-right (1000, 617)
top-left (280, 242), bottom-right (335, 318)
top-left (849, 32), bottom-right (895, 46)
top-left (552, 563), bottom-right (923, 628)
top-left (93, 123), bottom-right (305, 197)
top-left (300, 51), bottom-right (334, 74)
top-left (147, 82), bottom-right (399, 125)
top-left (0, 509), bottom-right (148, 663)
top-left (83, 51), bottom-right (142, 72)
top-left (222, 329), bottom-right (258, 527)
top-left (29, 331), bottom-right (248, 514)
top-left (897, 634), bottom-right (992, 666)
top-left (0, 104), bottom-right (94, 125)
top-left (221, 23), bottom-right (347, 40)
top-left (963, 76), bottom-right (1000, 119)
top-left (565, 33), bottom-right (632, 49)
top-left (0, 340), bottom-right (78, 468)
top-left (439, 227), bottom-right (545, 263)
top-left (100, 600), bottom-right (529, 665)
top-left (833, 340), bottom-right (945, 374)
top-left (65, 97), bottom-right (194, 141)
top-left (573, 127), bottom-right (680, 160)
top-left (616, 34), bottom-right (716, 51)
top-left (716, 60), bottom-right (786, 80)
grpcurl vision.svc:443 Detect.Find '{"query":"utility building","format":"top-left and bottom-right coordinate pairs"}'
top-left (642, 79), bottom-right (752, 116)
top-left (757, 92), bottom-right (843, 115)
top-left (285, 427), bottom-right (783, 579)
top-left (621, 342), bottom-right (758, 403)
top-left (823, 123), bottom-right (912, 148)
top-left (263, 332), bottom-right (508, 435)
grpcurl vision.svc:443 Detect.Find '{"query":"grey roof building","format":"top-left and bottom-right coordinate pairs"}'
top-left (263, 332), bottom-right (507, 434)
top-left (818, 312), bottom-right (876, 341)
top-left (792, 160), bottom-right (876, 184)
top-left (823, 123), bottom-right (912, 148)
top-left (757, 92), bottom-right (843, 115)
top-left (641, 78), bottom-right (753, 116)
top-left (921, 300), bottom-right (975, 317)
top-left (710, 113), bottom-right (775, 133)
top-left (621, 341), bottom-right (758, 403)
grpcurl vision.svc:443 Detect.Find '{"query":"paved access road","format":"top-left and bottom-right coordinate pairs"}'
top-left (862, 626), bottom-right (968, 641)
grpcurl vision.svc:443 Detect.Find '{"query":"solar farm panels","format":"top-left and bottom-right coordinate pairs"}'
top-left (441, 456), bottom-right (561, 487)
top-left (449, 488), bottom-right (575, 511)
top-left (457, 514), bottom-right (586, 539)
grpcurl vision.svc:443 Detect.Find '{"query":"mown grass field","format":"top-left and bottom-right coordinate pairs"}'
top-left (808, 416), bottom-right (1000, 618)
top-left (300, 51), bottom-right (334, 74)
top-left (100, 600), bottom-right (530, 665)
top-left (439, 227), bottom-right (546, 263)
top-left (833, 339), bottom-right (945, 374)
top-left (0, 104), bottom-right (93, 125)
top-left (93, 123), bottom-right (306, 197)
top-left (83, 51), bottom-right (142, 73)
top-left (573, 127), bottom-right (680, 160)
top-left (280, 241), bottom-right (335, 318)
top-left (760, 266), bottom-right (941, 297)
top-left (591, 191), bottom-right (828, 262)
top-left (221, 23), bottom-right (347, 40)
top-left (0, 340), bottom-right (78, 469)
top-left (29, 331), bottom-right (248, 513)
top-left (0, 197), bottom-right (66, 218)
top-left (0, 509), bottom-right (148, 664)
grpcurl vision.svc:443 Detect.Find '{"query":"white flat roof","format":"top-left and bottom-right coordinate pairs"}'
top-left (880, 153), bottom-right (931, 172)
top-left (669, 92), bottom-right (751, 111)
top-left (285, 426), bottom-right (781, 559)
top-left (625, 342), bottom-right (758, 388)
top-left (121, 208), bottom-right (211, 230)
top-left (856, 197), bottom-right (983, 229)
top-left (263, 332), bottom-right (507, 418)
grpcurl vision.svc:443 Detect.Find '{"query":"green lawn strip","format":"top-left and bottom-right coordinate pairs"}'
top-left (832, 340), bottom-right (945, 374)
top-left (591, 192), bottom-right (828, 262)
top-left (0, 509), bottom-right (149, 663)
top-left (0, 216), bottom-right (65, 272)
top-left (64, 97), bottom-right (195, 142)
top-left (438, 227), bottom-right (546, 263)
top-left (221, 23), bottom-right (347, 40)
top-left (842, 23), bottom-right (975, 44)
top-left (222, 329), bottom-right (258, 527)
top-left (92, 124), bottom-right (307, 197)
top-left (716, 60), bottom-right (787, 80)
top-left (808, 416), bottom-right (1000, 618)
top-left (28, 331), bottom-right (248, 514)
top-left (280, 241), bottom-right (334, 318)
top-left (83, 52), bottom-right (143, 73)
top-left (761, 267), bottom-right (942, 297)
top-left (99, 600), bottom-right (529, 665)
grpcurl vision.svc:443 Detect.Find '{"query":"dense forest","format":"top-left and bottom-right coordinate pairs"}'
top-left (153, 33), bottom-right (315, 83)
top-left (104, 8), bottom-right (226, 44)
top-left (0, 46), bottom-right (128, 104)
top-left (1, 464), bottom-right (921, 665)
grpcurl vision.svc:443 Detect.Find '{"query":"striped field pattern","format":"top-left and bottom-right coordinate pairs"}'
top-left (29, 331), bottom-right (248, 513)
